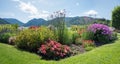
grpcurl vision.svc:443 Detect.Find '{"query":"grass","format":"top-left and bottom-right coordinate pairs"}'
top-left (0, 33), bottom-right (120, 64)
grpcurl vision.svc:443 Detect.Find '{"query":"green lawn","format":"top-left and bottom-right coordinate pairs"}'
top-left (0, 33), bottom-right (120, 64)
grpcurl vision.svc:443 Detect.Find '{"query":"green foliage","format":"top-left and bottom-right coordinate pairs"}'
top-left (110, 32), bottom-right (118, 41)
top-left (61, 28), bottom-right (73, 45)
top-left (15, 27), bottom-right (56, 52)
top-left (0, 24), bottom-right (17, 34)
top-left (70, 25), bottom-right (79, 31)
top-left (95, 34), bottom-right (110, 43)
top-left (112, 6), bottom-right (120, 30)
top-left (0, 33), bottom-right (15, 43)
top-left (0, 24), bottom-right (17, 43)
top-left (0, 34), bottom-right (120, 64)
top-left (81, 31), bottom-right (94, 40)
top-left (84, 46), bottom-right (95, 51)
top-left (75, 38), bottom-right (82, 45)
top-left (72, 31), bottom-right (82, 44)
top-left (52, 17), bottom-right (72, 45)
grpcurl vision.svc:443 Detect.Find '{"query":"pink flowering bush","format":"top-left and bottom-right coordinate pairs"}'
top-left (38, 39), bottom-right (71, 60)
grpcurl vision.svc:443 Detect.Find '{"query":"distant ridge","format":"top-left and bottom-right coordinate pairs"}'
top-left (0, 18), bottom-right (10, 24)
top-left (24, 18), bottom-right (47, 27)
top-left (3, 18), bottom-right (24, 26)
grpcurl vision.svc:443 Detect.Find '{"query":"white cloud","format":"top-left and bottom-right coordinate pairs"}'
top-left (18, 1), bottom-right (38, 15)
top-left (84, 10), bottom-right (98, 16)
top-left (42, 10), bottom-right (49, 14)
top-left (12, 0), bottom-right (49, 19)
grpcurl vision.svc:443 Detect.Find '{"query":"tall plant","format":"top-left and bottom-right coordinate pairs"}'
top-left (49, 10), bottom-right (71, 45)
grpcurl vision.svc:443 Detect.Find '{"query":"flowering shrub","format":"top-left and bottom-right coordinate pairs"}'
top-left (82, 40), bottom-right (95, 51)
top-left (88, 24), bottom-right (112, 35)
top-left (82, 40), bottom-right (95, 47)
top-left (15, 27), bottom-right (57, 52)
top-left (87, 23), bottom-right (113, 43)
top-left (38, 39), bottom-right (71, 60)
top-left (77, 28), bottom-right (85, 35)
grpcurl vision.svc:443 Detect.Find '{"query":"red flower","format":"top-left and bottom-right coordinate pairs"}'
top-left (38, 39), bottom-right (71, 59)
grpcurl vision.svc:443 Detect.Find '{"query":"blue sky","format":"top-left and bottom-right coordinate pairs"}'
top-left (0, 0), bottom-right (120, 23)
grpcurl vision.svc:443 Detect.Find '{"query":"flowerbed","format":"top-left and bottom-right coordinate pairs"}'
top-left (38, 39), bottom-right (71, 60)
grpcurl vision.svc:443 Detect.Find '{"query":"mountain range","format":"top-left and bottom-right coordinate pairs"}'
top-left (23, 18), bottom-right (47, 27)
top-left (3, 18), bottom-right (24, 26)
top-left (0, 18), bottom-right (10, 24)
top-left (0, 16), bottom-right (110, 27)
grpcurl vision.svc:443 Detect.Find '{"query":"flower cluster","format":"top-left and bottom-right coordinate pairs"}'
top-left (87, 24), bottom-right (113, 43)
top-left (82, 40), bottom-right (95, 47)
top-left (38, 39), bottom-right (71, 60)
top-left (29, 26), bottom-right (39, 30)
top-left (77, 29), bottom-right (85, 35)
top-left (88, 24), bottom-right (112, 35)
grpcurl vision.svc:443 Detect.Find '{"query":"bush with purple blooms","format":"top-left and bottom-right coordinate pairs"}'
top-left (87, 23), bottom-right (113, 43)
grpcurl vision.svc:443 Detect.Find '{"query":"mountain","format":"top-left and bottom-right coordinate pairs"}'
top-left (0, 18), bottom-right (10, 24)
top-left (65, 16), bottom-right (95, 26)
top-left (3, 18), bottom-right (24, 26)
top-left (47, 16), bottom-right (96, 27)
top-left (24, 18), bottom-right (47, 27)
top-left (24, 16), bottom-right (109, 27)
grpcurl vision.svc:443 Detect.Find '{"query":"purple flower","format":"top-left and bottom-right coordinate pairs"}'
top-left (88, 24), bottom-right (112, 35)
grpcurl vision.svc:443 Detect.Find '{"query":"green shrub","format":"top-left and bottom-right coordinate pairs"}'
top-left (0, 33), bottom-right (15, 43)
top-left (15, 27), bottom-right (56, 52)
top-left (71, 25), bottom-right (79, 31)
top-left (75, 38), bottom-right (82, 45)
top-left (81, 31), bottom-right (94, 40)
top-left (0, 24), bottom-right (17, 43)
top-left (112, 6), bottom-right (120, 30)
top-left (110, 32), bottom-right (118, 41)
top-left (84, 46), bottom-right (95, 51)
top-left (0, 24), bottom-right (17, 34)
top-left (62, 28), bottom-right (73, 45)
top-left (72, 32), bottom-right (81, 43)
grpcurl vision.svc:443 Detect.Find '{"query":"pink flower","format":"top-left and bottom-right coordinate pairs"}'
top-left (53, 45), bottom-right (57, 48)
top-left (41, 50), bottom-right (46, 54)
top-left (64, 49), bottom-right (67, 53)
top-left (51, 47), bottom-right (55, 51)
top-left (56, 52), bottom-right (59, 55)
